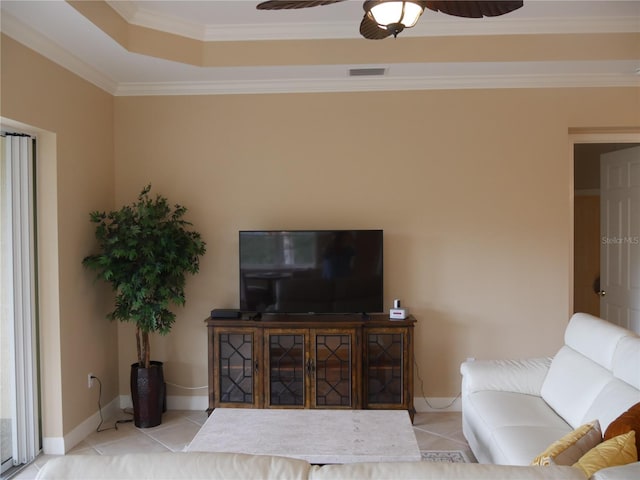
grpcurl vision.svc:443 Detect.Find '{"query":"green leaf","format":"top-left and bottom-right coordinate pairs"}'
top-left (82, 184), bottom-right (206, 359)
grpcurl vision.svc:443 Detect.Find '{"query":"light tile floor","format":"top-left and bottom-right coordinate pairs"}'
top-left (12, 410), bottom-right (475, 479)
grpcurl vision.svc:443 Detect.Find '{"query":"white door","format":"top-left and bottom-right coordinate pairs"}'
top-left (600, 146), bottom-right (640, 333)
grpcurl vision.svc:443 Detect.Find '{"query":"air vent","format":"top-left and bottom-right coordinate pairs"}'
top-left (349, 68), bottom-right (387, 77)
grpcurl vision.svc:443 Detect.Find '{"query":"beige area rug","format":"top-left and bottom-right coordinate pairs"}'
top-left (421, 450), bottom-right (469, 463)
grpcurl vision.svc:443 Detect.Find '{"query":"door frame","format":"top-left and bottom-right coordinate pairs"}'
top-left (569, 130), bottom-right (640, 317)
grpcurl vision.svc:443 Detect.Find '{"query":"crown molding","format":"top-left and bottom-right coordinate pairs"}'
top-left (105, 1), bottom-right (640, 41)
top-left (114, 71), bottom-right (640, 97)
top-left (3, 6), bottom-right (638, 98)
top-left (1, 11), bottom-right (118, 95)
top-left (204, 16), bottom-right (640, 41)
top-left (106, 0), bottom-right (207, 40)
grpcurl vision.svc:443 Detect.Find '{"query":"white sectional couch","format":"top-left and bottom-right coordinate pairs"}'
top-left (36, 451), bottom-right (587, 480)
top-left (461, 313), bottom-right (640, 474)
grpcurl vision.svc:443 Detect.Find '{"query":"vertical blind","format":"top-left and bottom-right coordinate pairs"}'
top-left (1, 132), bottom-right (40, 469)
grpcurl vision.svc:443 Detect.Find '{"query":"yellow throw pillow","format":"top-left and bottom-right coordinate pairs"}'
top-left (531, 420), bottom-right (602, 466)
top-left (572, 430), bottom-right (637, 477)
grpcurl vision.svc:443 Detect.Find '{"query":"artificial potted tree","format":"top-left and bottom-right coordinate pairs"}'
top-left (83, 185), bottom-right (206, 427)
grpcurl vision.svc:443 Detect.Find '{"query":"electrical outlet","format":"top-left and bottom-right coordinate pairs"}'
top-left (88, 373), bottom-right (94, 389)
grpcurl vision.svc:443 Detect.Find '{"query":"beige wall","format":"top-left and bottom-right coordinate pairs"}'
top-left (3, 30), bottom-right (640, 443)
top-left (1, 35), bottom-right (117, 442)
top-left (114, 88), bottom-right (639, 398)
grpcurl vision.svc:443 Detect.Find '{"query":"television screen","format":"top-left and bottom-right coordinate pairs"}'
top-left (239, 230), bottom-right (383, 314)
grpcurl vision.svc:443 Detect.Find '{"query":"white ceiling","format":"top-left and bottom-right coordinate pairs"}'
top-left (1, 0), bottom-right (639, 95)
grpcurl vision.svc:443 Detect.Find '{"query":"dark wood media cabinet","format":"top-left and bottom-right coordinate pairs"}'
top-left (206, 314), bottom-right (416, 420)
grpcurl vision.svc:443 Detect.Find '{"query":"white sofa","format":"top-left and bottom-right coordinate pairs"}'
top-left (36, 451), bottom-right (587, 480)
top-left (461, 313), bottom-right (639, 473)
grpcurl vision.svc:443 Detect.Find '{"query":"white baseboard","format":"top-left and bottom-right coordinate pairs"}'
top-left (42, 397), bottom-right (121, 455)
top-left (166, 395), bottom-right (208, 411)
top-left (44, 394), bottom-right (456, 454)
top-left (119, 394), bottom-right (208, 412)
top-left (119, 394), bottom-right (132, 410)
top-left (414, 396), bottom-right (462, 412)
top-left (42, 436), bottom-right (65, 456)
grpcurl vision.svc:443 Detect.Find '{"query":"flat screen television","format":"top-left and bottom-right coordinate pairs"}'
top-left (239, 230), bottom-right (383, 314)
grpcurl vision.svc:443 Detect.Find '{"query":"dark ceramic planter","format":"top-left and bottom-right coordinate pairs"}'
top-left (130, 361), bottom-right (165, 428)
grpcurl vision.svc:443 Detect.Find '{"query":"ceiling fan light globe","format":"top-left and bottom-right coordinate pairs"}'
top-left (368, 1), bottom-right (424, 29)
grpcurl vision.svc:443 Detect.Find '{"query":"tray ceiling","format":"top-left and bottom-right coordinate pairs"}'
top-left (1, 0), bottom-right (639, 95)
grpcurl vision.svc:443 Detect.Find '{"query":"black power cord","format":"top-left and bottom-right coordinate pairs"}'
top-left (413, 358), bottom-right (461, 410)
top-left (91, 375), bottom-right (133, 433)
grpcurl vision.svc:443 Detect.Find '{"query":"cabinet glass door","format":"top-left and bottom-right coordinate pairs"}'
top-left (366, 331), bottom-right (403, 405)
top-left (217, 331), bottom-right (256, 405)
top-left (313, 332), bottom-right (353, 407)
top-left (267, 332), bottom-right (305, 406)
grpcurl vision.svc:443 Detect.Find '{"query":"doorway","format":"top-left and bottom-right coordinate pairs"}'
top-left (573, 136), bottom-right (640, 332)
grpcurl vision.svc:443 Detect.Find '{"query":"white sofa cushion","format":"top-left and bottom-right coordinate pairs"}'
top-left (612, 336), bottom-right (640, 389)
top-left (309, 461), bottom-right (586, 479)
top-left (35, 452), bottom-right (311, 480)
top-left (591, 462), bottom-right (640, 480)
top-left (467, 391), bottom-right (571, 431)
top-left (564, 313), bottom-right (631, 370)
top-left (463, 391), bottom-right (571, 465)
top-left (490, 426), bottom-right (579, 466)
top-left (581, 378), bottom-right (640, 431)
top-left (541, 346), bottom-right (614, 429)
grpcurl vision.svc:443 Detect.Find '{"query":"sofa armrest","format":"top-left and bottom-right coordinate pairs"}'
top-left (460, 358), bottom-right (552, 396)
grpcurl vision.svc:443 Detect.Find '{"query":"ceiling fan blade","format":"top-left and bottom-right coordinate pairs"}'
top-left (425, 1), bottom-right (523, 18)
top-left (359, 14), bottom-right (393, 40)
top-left (257, 0), bottom-right (347, 10)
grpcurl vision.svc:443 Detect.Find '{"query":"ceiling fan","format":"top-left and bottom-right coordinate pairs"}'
top-left (256, 1), bottom-right (524, 39)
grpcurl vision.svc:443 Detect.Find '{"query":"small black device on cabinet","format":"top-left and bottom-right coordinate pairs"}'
top-left (210, 309), bottom-right (241, 319)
